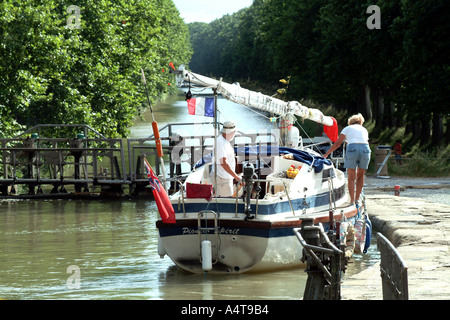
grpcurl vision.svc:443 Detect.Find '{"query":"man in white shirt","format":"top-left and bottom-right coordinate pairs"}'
top-left (213, 121), bottom-right (242, 197)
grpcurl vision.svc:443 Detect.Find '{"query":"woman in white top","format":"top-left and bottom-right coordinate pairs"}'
top-left (324, 113), bottom-right (371, 206)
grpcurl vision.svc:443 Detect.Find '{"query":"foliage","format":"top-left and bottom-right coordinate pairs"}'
top-left (379, 146), bottom-right (450, 177)
top-left (0, 0), bottom-right (191, 138)
top-left (188, 0), bottom-right (450, 149)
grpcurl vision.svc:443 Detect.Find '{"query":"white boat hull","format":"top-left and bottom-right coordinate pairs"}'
top-left (156, 146), bottom-right (365, 274)
top-left (157, 205), bottom-right (360, 274)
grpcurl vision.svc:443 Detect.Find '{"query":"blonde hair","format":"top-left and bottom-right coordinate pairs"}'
top-left (348, 113), bottom-right (365, 125)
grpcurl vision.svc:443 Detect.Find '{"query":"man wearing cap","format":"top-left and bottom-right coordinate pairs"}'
top-left (212, 121), bottom-right (242, 197)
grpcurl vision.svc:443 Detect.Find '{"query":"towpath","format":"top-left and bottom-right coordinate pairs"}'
top-left (341, 176), bottom-right (450, 300)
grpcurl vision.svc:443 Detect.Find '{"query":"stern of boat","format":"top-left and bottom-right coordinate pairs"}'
top-left (156, 213), bottom-right (271, 274)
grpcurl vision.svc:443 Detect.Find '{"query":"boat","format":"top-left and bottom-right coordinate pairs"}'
top-left (155, 65), bottom-right (371, 274)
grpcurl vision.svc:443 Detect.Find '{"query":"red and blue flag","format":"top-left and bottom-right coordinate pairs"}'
top-left (187, 98), bottom-right (215, 117)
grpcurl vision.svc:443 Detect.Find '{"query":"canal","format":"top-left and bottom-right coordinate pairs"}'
top-left (0, 89), bottom-right (378, 300)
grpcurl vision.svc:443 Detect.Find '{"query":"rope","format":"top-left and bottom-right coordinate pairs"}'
top-left (233, 101), bottom-right (277, 121)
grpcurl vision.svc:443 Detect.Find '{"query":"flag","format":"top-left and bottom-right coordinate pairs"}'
top-left (324, 117), bottom-right (338, 142)
top-left (187, 98), bottom-right (215, 117)
top-left (143, 158), bottom-right (176, 223)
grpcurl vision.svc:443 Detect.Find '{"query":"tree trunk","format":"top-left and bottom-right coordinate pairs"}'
top-left (405, 119), bottom-right (413, 137)
top-left (420, 116), bottom-right (431, 144)
top-left (389, 101), bottom-right (397, 128)
top-left (431, 113), bottom-right (444, 146)
top-left (406, 118), bottom-right (421, 144)
top-left (364, 85), bottom-right (372, 121)
top-left (374, 90), bottom-right (385, 126)
top-left (445, 115), bottom-right (450, 144)
top-left (396, 104), bottom-right (404, 127)
top-left (372, 89), bottom-right (379, 124)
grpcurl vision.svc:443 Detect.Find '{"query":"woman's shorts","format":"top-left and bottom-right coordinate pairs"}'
top-left (344, 144), bottom-right (371, 170)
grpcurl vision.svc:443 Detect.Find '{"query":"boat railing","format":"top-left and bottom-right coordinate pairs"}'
top-left (303, 138), bottom-right (346, 169)
top-left (327, 176), bottom-right (337, 214)
top-left (165, 177), bottom-right (186, 217)
top-left (198, 210), bottom-right (219, 265)
top-left (129, 122), bottom-right (277, 189)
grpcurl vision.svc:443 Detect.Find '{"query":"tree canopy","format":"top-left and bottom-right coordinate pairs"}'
top-left (0, 0), bottom-right (191, 138)
top-left (188, 0), bottom-right (450, 145)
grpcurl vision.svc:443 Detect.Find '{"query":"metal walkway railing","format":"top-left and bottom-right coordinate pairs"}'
top-left (0, 123), bottom-right (276, 197)
top-left (377, 233), bottom-right (409, 300)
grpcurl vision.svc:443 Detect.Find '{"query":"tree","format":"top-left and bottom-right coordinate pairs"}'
top-left (0, 0), bottom-right (192, 138)
top-left (188, 22), bottom-right (212, 75)
top-left (390, 0), bottom-right (450, 144)
top-left (187, 0), bottom-right (449, 147)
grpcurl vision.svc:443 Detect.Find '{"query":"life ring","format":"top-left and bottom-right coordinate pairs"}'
top-left (354, 218), bottom-right (366, 254)
top-left (363, 216), bottom-right (372, 253)
top-left (339, 222), bottom-right (355, 259)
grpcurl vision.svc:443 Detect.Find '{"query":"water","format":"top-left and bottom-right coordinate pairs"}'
top-left (0, 90), bottom-right (377, 300)
top-left (0, 197), bottom-right (381, 300)
top-left (344, 235), bottom-right (380, 278)
top-left (0, 198), bottom-right (309, 300)
top-left (0, 199), bottom-right (162, 299)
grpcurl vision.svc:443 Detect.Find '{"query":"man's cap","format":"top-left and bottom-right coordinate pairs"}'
top-left (221, 121), bottom-right (236, 133)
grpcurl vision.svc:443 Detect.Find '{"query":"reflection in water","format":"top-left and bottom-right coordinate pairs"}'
top-left (0, 199), bottom-right (306, 300)
top-left (0, 196), bottom-right (379, 300)
top-left (158, 266), bottom-right (306, 300)
top-left (1, 199), bottom-right (162, 300)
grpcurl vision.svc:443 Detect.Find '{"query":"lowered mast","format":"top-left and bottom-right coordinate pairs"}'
top-left (171, 65), bottom-right (334, 127)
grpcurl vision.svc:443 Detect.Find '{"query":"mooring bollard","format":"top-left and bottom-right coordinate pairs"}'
top-left (394, 185), bottom-right (400, 196)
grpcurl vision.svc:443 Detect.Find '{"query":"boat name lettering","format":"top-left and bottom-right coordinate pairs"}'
top-left (219, 227), bottom-right (240, 235)
top-left (182, 227), bottom-right (240, 235)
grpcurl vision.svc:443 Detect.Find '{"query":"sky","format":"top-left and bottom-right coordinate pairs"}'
top-left (172, 0), bottom-right (254, 23)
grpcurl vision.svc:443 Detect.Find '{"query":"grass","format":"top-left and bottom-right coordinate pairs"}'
top-left (364, 125), bottom-right (450, 177)
top-left (375, 145), bottom-right (450, 177)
